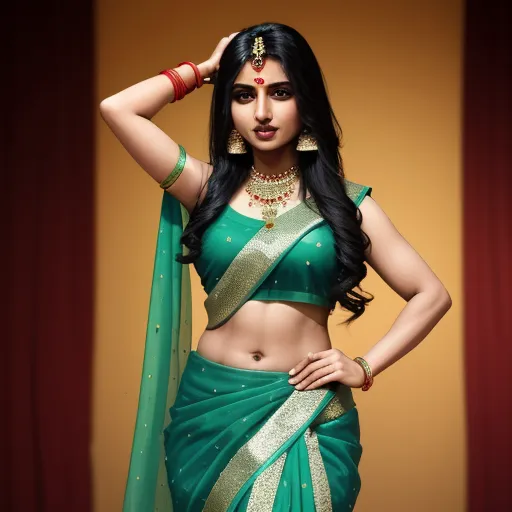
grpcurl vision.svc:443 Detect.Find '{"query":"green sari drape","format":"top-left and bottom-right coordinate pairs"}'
top-left (123, 192), bottom-right (193, 512)
top-left (164, 350), bottom-right (361, 511)
top-left (123, 180), bottom-right (371, 511)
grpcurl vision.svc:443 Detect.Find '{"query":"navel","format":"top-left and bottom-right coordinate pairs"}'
top-left (251, 351), bottom-right (264, 362)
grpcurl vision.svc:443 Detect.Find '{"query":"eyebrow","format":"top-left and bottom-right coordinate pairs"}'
top-left (232, 81), bottom-right (292, 90)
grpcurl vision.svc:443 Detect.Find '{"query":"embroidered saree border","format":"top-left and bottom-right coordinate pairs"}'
top-left (203, 388), bottom-right (332, 511)
top-left (205, 200), bottom-right (324, 329)
top-left (243, 385), bottom-right (355, 511)
top-left (304, 429), bottom-right (332, 512)
top-left (246, 452), bottom-right (287, 512)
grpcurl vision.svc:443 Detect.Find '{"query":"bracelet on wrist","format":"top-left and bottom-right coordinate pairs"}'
top-left (159, 62), bottom-right (201, 103)
top-left (353, 357), bottom-right (374, 391)
top-left (177, 61), bottom-right (203, 89)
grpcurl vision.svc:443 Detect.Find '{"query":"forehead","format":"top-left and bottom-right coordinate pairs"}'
top-left (234, 57), bottom-right (289, 84)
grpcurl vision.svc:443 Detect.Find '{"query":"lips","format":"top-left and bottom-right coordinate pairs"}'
top-left (254, 126), bottom-right (278, 133)
top-left (254, 129), bottom-right (278, 140)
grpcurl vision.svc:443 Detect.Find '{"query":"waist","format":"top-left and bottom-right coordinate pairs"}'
top-left (197, 301), bottom-right (332, 372)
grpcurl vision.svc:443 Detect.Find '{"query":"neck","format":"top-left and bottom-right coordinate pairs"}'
top-left (251, 145), bottom-right (298, 176)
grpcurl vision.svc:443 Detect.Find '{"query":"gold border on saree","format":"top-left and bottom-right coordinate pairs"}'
top-left (204, 200), bottom-right (324, 329)
top-left (203, 388), bottom-right (331, 511)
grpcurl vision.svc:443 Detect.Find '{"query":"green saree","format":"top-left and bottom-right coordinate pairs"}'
top-left (123, 180), bottom-right (371, 511)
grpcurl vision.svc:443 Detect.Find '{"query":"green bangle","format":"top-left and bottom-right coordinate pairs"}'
top-left (160, 144), bottom-right (186, 189)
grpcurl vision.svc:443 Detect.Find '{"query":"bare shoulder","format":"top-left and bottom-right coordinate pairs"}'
top-left (358, 196), bottom-right (451, 302)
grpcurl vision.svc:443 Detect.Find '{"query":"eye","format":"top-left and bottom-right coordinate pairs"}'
top-left (234, 91), bottom-right (253, 101)
top-left (232, 89), bottom-right (293, 102)
top-left (273, 89), bottom-right (292, 98)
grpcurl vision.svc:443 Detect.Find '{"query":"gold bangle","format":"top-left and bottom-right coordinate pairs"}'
top-left (353, 357), bottom-right (374, 391)
top-left (160, 145), bottom-right (186, 189)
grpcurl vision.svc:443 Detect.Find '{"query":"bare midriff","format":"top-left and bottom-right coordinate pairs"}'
top-left (196, 300), bottom-right (332, 373)
top-left (195, 181), bottom-right (331, 372)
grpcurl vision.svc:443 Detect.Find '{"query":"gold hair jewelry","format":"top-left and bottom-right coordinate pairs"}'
top-left (296, 128), bottom-right (318, 151)
top-left (251, 36), bottom-right (266, 72)
top-left (353, 357), bottom-right (374, 391)
top-left (160, 144), bottom-right (187, 189)
top-left (227, 129), bottom-right (247, 154)
top-left (245, 165), bottom-right (300, 229)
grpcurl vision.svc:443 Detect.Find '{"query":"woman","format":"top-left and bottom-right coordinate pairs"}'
top-left (100, 23), bottom-right (452, 512)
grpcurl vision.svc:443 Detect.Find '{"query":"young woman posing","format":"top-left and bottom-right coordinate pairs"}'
top-left (100, 22), bottom-right (452, 512)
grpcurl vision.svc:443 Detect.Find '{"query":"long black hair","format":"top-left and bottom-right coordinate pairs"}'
top-left (177, 22), bottom-right (373, 325)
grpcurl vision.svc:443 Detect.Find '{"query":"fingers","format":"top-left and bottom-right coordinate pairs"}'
top-left (288, 349), bottom-right (334, 377)
top-left (291, 364), bottom-right (340, 390)
top-left (289, 354), bottom-right (337, 385)
top-left (209, 32), bottom-right (240, 73)
top-left (301, 368), bottom-right (341, 391)
top-left (288, 351), bottom-right (316, 376)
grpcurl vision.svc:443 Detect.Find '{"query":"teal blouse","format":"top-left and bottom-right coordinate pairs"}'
top-left (193, 181), bottom-right (372, 310)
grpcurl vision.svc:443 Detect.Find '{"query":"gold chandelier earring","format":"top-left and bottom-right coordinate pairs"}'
top-left (296, 128), bottom-right (318, 151)
top-left (227, 129), bottom-right (247, 154)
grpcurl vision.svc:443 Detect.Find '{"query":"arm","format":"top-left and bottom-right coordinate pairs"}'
top-left (99, 61), bottom-right (214, 213)
top-left (287, 194), bottom-right (452, 391)
top-left (358, 195), bottom-right (452, 378)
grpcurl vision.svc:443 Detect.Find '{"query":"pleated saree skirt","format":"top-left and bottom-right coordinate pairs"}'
top-left (163, 350), bottom-right (363, 511)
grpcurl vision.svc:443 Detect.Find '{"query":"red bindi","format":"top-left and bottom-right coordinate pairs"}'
top-left (254, 77), bottom-right (265, 85)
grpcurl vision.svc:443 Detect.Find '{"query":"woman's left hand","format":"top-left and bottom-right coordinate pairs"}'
top-left (288, 349), bottom-right (366, 390)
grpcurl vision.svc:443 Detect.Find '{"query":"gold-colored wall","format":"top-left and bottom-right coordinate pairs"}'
top-left (95, 1), bottom-right (464, 510)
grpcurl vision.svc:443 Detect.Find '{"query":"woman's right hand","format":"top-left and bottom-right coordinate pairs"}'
top-left (203, 32), bottom-right (240, 79)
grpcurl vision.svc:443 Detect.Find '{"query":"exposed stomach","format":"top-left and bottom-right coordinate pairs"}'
top-left (196, 300), bottom-right (333, 373)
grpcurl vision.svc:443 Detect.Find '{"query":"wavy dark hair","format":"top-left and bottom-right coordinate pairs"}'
top-left (177, 22), bottom-right (373, 325)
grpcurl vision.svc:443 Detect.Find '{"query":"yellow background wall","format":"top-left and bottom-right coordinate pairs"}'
top-left (95, 1), bottom-right (464, 510)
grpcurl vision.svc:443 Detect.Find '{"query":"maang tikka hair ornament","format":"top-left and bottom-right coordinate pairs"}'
top-left (251, 36), bottom-right (266, 72)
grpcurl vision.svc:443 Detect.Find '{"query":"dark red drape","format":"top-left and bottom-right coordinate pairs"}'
top-left (463, 0), bottom-right (512, 510)
top-left (2, 2), bottom-right (95, 511)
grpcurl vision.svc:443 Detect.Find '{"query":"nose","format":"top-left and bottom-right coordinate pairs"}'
top-left (254, 89), bottom-right (272, 123)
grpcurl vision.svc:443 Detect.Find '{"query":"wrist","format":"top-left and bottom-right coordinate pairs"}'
top-left (353, 360), bottom-right (366, 388)
top-left (353, 356), bottom-right (374, 391)
top-left (197, 61), bottom-right (214, 79)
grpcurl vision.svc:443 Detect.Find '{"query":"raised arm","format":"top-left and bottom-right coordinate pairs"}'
top-left (99, 60), bottom-right (214, 214)
top-left (99, 33), bottom-right (239, 212)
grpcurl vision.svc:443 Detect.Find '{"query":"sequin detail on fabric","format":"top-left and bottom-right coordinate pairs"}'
top-left (205, 200), bottom-right (323, 329)
top-left (304, 428), bottom-right (332, 512)
top-left (343, 179), bottom-right (372, 207)
top-left (203, 388), bottom-right (330, 511)
top-left (246, 452), bottom-right (287, 511)
top-left (313, 384), bottom-right (356, 426)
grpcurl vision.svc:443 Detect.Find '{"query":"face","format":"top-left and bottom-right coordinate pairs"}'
top-left (230, 57), bottom-right (302, 151)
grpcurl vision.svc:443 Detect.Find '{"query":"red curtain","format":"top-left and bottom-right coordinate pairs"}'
top-left (463, 1), bottom-right (512, 510)
top-left (2, 2), bottom-right (94, 511)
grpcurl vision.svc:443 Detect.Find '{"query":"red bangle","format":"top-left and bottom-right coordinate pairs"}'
top-left (159, 70), bottom-right (182, 102)
top-left (159, 70), bottom-right (176, 100)
top-left (176, 68), bottom-right (195, 96)
top-left (166, 69), bottom-right (188, 99)
top-left (177, 61), bottom-right (203, 89)
top-left (159, 68), bottom-right (193, 102)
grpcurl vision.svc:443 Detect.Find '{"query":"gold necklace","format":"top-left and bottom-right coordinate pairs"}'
top-left (245, 165), bottom-right (300, 229)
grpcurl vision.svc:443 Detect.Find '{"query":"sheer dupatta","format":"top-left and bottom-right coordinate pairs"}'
top-left (123, 192), bottom-right (192, 512)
